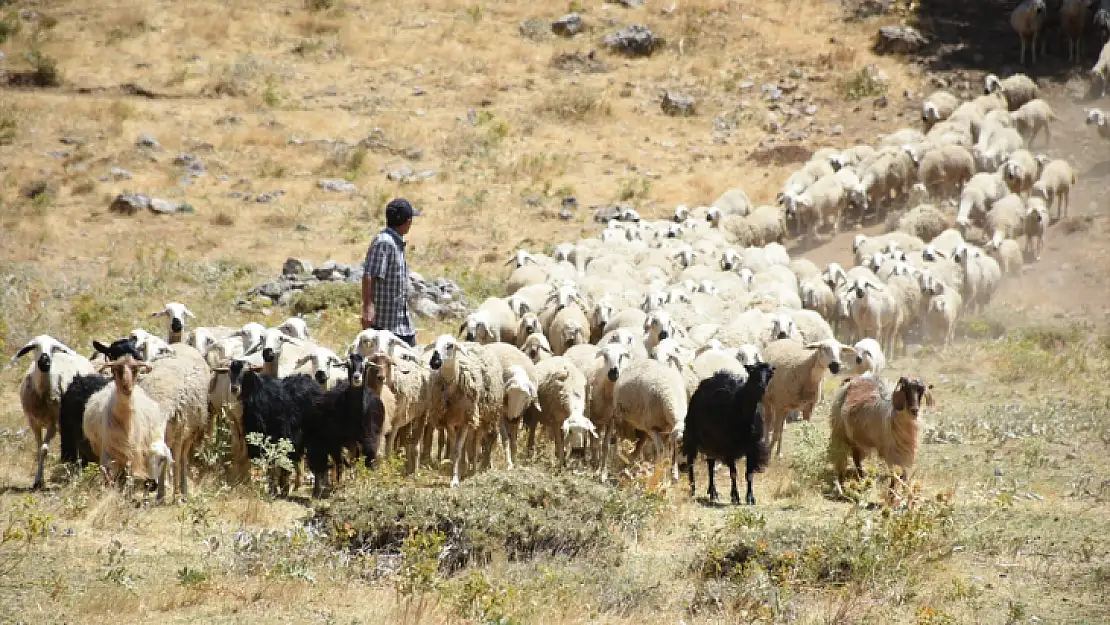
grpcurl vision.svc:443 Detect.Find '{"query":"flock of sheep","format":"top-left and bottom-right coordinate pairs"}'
top-left (5, 66), bottom-right (1092, 505)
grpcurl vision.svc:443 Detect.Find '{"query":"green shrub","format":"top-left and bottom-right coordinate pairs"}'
top-left (291, 282), bottom-right (360, 314)
top-left (318, 468), bottom-right (661, 574)
top-left (839, 66), bottom-right (887, 101)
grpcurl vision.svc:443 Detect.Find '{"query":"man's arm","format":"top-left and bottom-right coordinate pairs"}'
top-left (361, 273), bottom-right (376, 330)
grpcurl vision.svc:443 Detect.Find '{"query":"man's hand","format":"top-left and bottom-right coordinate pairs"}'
top-left (361, 303), bottom-right (375, 330)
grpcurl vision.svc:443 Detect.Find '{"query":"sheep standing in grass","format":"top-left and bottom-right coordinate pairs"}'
top-left (1031, 159), bottom-right (1076, 220)
top-left (151, 302), bottom-right (197, 344)
top-left (84, 354), bottom-right (172, 501)
top-left (522, 356), bottom-right (591, 465)
top-left (428, 336), bottom-right (506, 488)
top-left (683, 364), bottom-right (775, 505)
top-left (1011, 0), bottom-right (1047, 63)
top-left (924, 285), bottom-right (962, 347)
top-left (607, 355), bottom-right (688, 482)
top-left (828, 375), bottom-right (930, 496)
top-left (11, 335), bottom-right (95, 489)
top-left (761, 338), bottom-right (854, 458)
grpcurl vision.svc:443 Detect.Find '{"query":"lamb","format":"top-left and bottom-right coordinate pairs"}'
top-left (303, 352), bottom-right (385, 497)
top-left (82, 354), bottom-right (172, 501)
top-left (521, 356), bottom-right (591, 465)
top-left (151, 302), bottom-right (196, 344)
top-left (828, 375), bottom-right (930, 496)
top-left (1002, 149), bottom-right (1039, 196)
top-left (606, 353), bottom-right (689, 482)
top-left (984, 233), bottom-right (1024, 276)
top-left (761, 338), bottom-right (854, 458)
top-left (1086, 107), bottom-right (1110, 141)
top-left (891, 204), bottom-right (949, 242)
top-left (984, 194), bottom-right (1026, 240)
top-left (1031, 159), bottom-right (1076, 220)
top-left (519, 332), bottom-right (554, 363)
top-left (921, 90), bottom-right (960, 130)
top-left (683, 364), bottom-right (775, 505)
top-left (11, 335), bottom-right (95, 489)
top-left (460, 297), bottom-right (519, 345)
top-left (428, 336), bottom-right (506, 487)
top-left (851, 338), bottom-right (886, 376)
top-left (277, 317), bottom-right (310, 341)
top-left (924, 283), bottom-right (962, 346)
top-left (1009, 99), bottom-right (1056, 145)
top-left (1061, 0), bottom-right (1093, 63)
top-left (1092, 39), bottom-right (1110, 97)
top-left (216, 359), bottom-right (318, 496)
top-left (914, 144), bottom-right (974, 200)
top-left (953, 243), bottom-right (1003, 313)
top-left (984, 73), bottom-right (1039, 109)
top-left (1023, 197), bottom-right (1049, 260)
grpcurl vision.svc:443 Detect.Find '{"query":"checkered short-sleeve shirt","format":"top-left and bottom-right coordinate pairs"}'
top-left (363, 227), bottom-right (414, 336)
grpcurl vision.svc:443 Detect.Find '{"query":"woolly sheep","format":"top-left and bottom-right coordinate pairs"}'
top-left (829, 375), bottom-right (930, 496)
top-left (761, 338), bottom-right (854, 458)
top-left (520, 356), bottom-right (591, 465)
top-left (985, 73), bottom-right (1039, 109)
top-left (151, 302), bottom-right (196, 344)
top-left (850, 153), bottom-right (912, 217)
top-left (548, 302), bottom-right (590, 357)
top-left (1023, 196), bottom-right (1050, 260)
top-left (800, 279), bottom-right (838, 326)
top-left (892, 204), bottom-right (949, 242)
top-left (973, 126), bottom-right (1024, 172)
top-left (957, 172), bottom-right (1010, 235)
top-left (787, 173), bottom-right (847, 239)
top-left (1091, 40), bottom-right (1110, 97)
top-left (683, 364), bottom-right (775, 505)
top-left (711, 188), bottom-right (754, 217)
top-left (277, 317), bottom-right (310, 341)
top-left (851, 338), bottom-right (886, 376)
top-left (428, 337), bottom-right (507, 487)
top-left (84, 355), bottom-right (172, 501)
top-left (924, 283), bottom-right (962, 346)
top-left (921, 90), bottom-right (959, 130)
top-left (984, 234), bottom-right (1024, 276)
top-left (1009, 99), bottom-right (1056, 146)
top-left (832, 145), bottom-right (876, 171)
top-left (11, 335), bottom-right (94, 489)
top-left (714, 205), bottom-right (788, 248)
top-left (778, 160), bottom-right (835, 202)
top-left (953, 243), bottom-right (1003, 313)
top-left (607, 355), bottom-right (688, 482)
top-left (500, 365), bottom-right (541, 468)
top-left (1002, 149), bottom-right (1039, 196)
top-left (461, 297), bottom-right (519, 345)
top-left (293, 346), bottom-right (346, 389)
top-left (984, 194), bottom-right (1025, 241)
top-left (847, 277), bottom-right (904, 359)
top-left (914, 144), bottom-right (974, 199)
top-left (1031, 159), bottom-right (1076, 220)
top-left (879, 128), bottom-right (926, 147)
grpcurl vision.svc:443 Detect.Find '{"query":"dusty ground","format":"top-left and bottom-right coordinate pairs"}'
top-left (1, 0), bottom-right (1109, 623)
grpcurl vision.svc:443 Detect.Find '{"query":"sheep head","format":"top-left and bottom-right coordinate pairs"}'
top-left (246, 328), bottom-right (301, 363)
top-left (591, 299), bottom-right (613, 330)
top-left (345, 352), bottom-right (367, 388)
top-left (770, 314), bottom-right (798, 341)
top-left (561, 319), bottom-right (587, 349)
top-left (804, 339), bottom-right (854, 375)
top-left (429, 335), bottom-right (467, 372)
top-left (720, 248), bottom-right (740, 271)
top-left (295, 347), bottom-right (344, 387)
top-left (597, 343), bottom-right (629, 382)
top-left (11, 335), bottom-right (79, 374)
top-left (645, 310), bottom-right (677, 343)
top-left (673, 204), bottom-right (689, 222)
top-left (218, 359), bottom-right (265, 398)
top-left (743, 362), bottom-right (775, 395)
top-left (891, 376), bottom-right (930, 418)
top-left (151, 302), bottom-right (196, 341)
top-left (92, 337), bottom-right (142, 363)
top-left (561, 413), bottom-right (598, 440)
top-left (521, 333), bottom-right (553, 363)
top-left (366, 354), bottom-right (393, 393)
top-left (278, 317), bottom-right (310, 341)
top-left (504, 366), bottom-right (540, 419)
top-left (983, 74), bottom-right (1001, 95)
top-left (99, 354), bottom-right (152, 395)
top-left (735, 344), bottom-right (763, 366)
top-left (706, 206), bottom-right (722, 227)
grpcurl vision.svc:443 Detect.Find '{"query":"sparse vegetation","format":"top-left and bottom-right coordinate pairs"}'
top-left (290, 281), bottom-right (360, 314)
top-left (840, 65), bottom-right (888, 101)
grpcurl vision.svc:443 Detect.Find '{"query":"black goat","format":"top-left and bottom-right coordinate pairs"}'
top-left (215, 359), bottom-right (318, 496)
top-left (60, 338), bottom-right (145, 466)
top-left (304, 352), bottom-right (385, 498)
top-left (683, 363), bottom-right (775, 505)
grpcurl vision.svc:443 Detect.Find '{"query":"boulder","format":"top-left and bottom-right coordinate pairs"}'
top-left (551, 13), bottom-right (585, 37)
top-left (603, 24), bottom-right (663, 57)
top-left (661, 91), bottom-right (696, 116)
top-left (874, 26), bottom-right (927, 55)
top-left (109, 193), bottom-right (151, 215)
top-left (283, 258), bottom-right (313, 276)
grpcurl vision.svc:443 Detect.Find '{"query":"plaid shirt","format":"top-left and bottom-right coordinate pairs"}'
top-left (363, 227), bottom-right (414, 337)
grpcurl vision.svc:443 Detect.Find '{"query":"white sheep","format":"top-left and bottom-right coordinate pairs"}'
top-left (84, 355), bottom-right (172, 501)
top-left (428, 336), bottom-right (506, 488)
top-left (892, 204), bottom-right (950, 242)
top-left (293, 346), bottom-right (346, 389)
top-left (921, 90), bottom-right (960, 130)
top-left (953, 243), bottom-right (1003, 313)
top-left (985, 73), bottom-right (1039, 109)
top-left (851, 338), bottom-right (886, 375)
top-left (914, 144), bottom-right (974, 200)
top-left (460, 297), bottom-right (519, 345)
top-left (1010, 99), bottom-right (1056, 145)
top-left (973, 126), bottom-right (1024, 173)
top-left (1002, 149), bottom-right (1039, 196)
top-left (520, 332), bottom-right (554, 363)
top-left (11, 335), bottom-right (94, 489)
top-left (847, 277), bottom-right (904, 359)
top-left (1031, 158), bottom-right (1076, 220)
top-left (984, 193), bottom-right (1026, 240)
top-left (761, 338), bottom-right (854, 458)
top-left (957, 172), bottom-right (1010, 235)
top-left (607, 356), bottom-right (688, 482)
top-left (549, 307), bottom-right (589, 356)
top-left (711, 188), bottom-right (754, 217)
top-left (128, 329), bottom-right (176, 362)
top-left (1023, 196), bottom-right (1050, 260)
top-left (1091, 40), bottom-right (1110, 96)
top-left (277, 317), bottom-right (310, 341)
top-left (984, 233), bottom-right (1024, 276)
top-left (1085, 107), bottom-right (1110, 141)
top-left (521, 356), bottom-right (592, 465)
top-left (787, 173), bottom-right (846, 240)
top-left (151, 302), bottom-right (196, 344)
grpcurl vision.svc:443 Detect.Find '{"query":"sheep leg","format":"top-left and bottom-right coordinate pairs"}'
top-left (851, 448), bottom-right (867, 481)
top-left (705, 458), bottom-right (719, 502)
top-left (686, 452), bottom-right (697, 498)
top-left (498, 418), bottom-right (515, 470)
top-left (450, 425), bottom-right (470, 488)
top-left (600, 422), bottom-right (613, 483)
top-left (526, 422), bottom-right (538, 460)
top-left (556, 427), bottom-right (566, 468)
top-left (726, 460), bottom-right (741, 505)
top-left (773, 408), bottom-right (787, 458)
top-left (1019, 37), bottom-right (1026, 65)
top-left (32, 423), bottom-right (50, 490)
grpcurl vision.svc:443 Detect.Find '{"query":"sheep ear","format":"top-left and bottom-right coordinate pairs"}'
top-left (803, 342), bottom-right (821, 350)
top-left (892, 378), bottom-right (907, 411)
top-left (92, 340), bottom-right (112, 356)
top-left (457, 321), bottom-right (468, 336)
top-left (13, 342), bottom-right (35, 360)
top-left (184, 308), bottom-right (197, 319)
top-left (151, 310), bottom-right (168, 318)
top-left (294, 354), bottom-right (313, 368)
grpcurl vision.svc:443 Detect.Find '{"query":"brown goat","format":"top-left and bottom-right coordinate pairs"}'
top-left (828, 375), bottom-right (931, 496)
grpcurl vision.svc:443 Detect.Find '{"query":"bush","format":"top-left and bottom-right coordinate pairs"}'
top-left (291, 282), bottom-right (360, 314)
top-left (318, 468), bottom-right (661, 574)
top-left (839, 66), bottom-right (887, 101)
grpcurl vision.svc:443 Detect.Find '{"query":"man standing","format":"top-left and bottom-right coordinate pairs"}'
top-left (362, 198), bottom-right (420, 347)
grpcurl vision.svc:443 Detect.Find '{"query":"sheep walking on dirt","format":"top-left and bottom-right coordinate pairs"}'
top-left (1010, 0), bottom-right (1048, 65)
top-left (1091, 40), bottom-right (1110, 97)
top-left (828, 375), bottom-right (931, 497)
top-left (1061, 0), bottom-right (1094, 63)
top-left (761, 338), bottom-right (854, 458)
top-left (683, 364), bottom-right (775, 505)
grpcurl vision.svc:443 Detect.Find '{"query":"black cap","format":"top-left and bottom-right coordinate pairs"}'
top-left (385, 198), bottom-right (420, 227)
